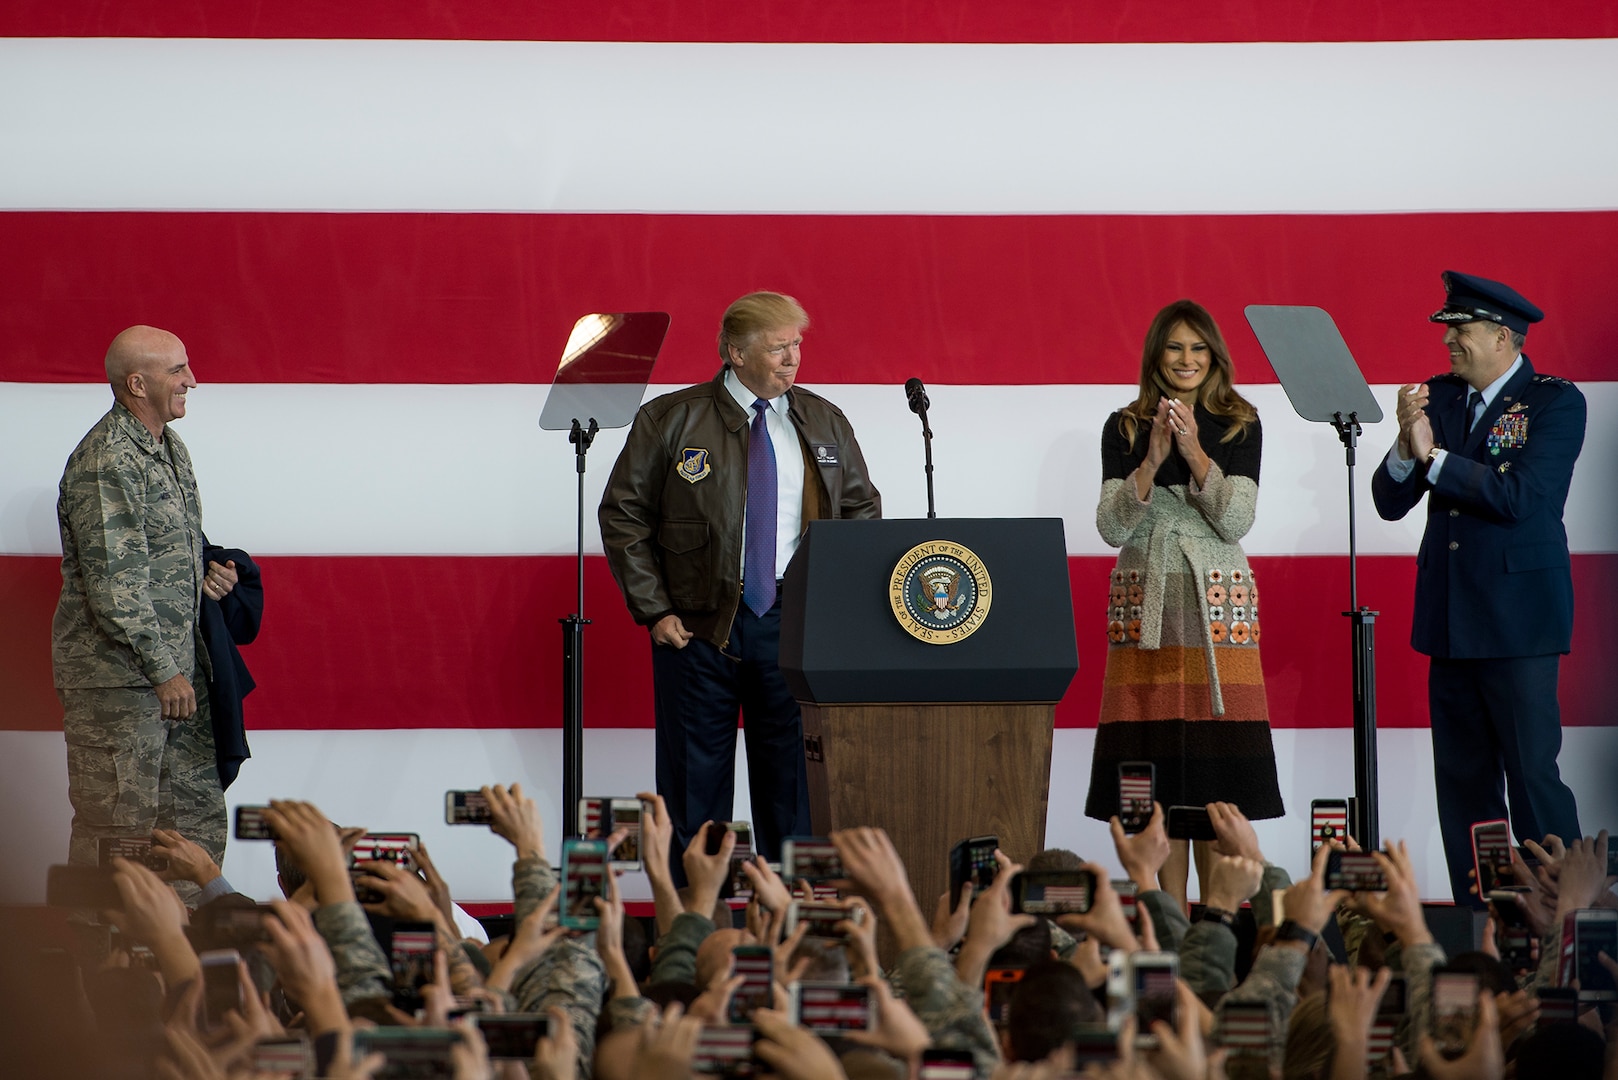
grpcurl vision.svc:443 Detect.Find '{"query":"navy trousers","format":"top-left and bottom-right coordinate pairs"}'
top-left (1429, 655), bottom-right (1581, 906)
top-left (651, 595), bottom-right (812, 880)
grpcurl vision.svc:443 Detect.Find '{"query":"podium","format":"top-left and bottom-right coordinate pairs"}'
top-left (780, 518), bottom-right (1078, 915)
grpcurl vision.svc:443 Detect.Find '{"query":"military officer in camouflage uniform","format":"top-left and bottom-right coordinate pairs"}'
top-left (54, 325), bottom-right (230, 889)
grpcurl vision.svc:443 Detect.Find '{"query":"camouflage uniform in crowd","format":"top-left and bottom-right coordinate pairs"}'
top-left (647, 911), bottom-right (714, 986)
top-left (1180, 862), bottom-right (1297, 1000)
top-left (312, 901), bottom-right (393, 1004)
top-left (1394, 938), bottom-right (1447, 1064)
top-left (1213, 941), bottom-right (1310, 1062)
top-left (512, 854), bottom-right (609, 1079)
top-left (891, 945), bottom-right (1002, 1075)
top-left (53, 401), bottom-right (225, 881)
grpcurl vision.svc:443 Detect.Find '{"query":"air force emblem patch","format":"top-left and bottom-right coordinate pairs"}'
top-left (677, 448), bottom-right (712, 483)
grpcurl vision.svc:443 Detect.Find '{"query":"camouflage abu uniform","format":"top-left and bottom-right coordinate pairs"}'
top-left (54, 401), bottom-right (225, 877)
top-left (512, 854), bottom-right (609, 1079)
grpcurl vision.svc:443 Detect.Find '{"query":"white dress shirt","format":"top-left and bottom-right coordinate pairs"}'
top-left (725, 367), bottom-right (806, 579)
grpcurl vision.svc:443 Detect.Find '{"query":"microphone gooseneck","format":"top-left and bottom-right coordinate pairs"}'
top-left (903, 378), bottom-right (937, 518)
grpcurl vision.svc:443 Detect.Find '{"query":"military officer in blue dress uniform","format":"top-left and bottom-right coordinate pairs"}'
top-left (1372, 270), bottom-right (1585, 904)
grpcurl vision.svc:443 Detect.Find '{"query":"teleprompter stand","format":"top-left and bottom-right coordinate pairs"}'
top-left (538, 313), bottom-right (669, 827)
top-left (1245, 306), bottom-right (1386, 849)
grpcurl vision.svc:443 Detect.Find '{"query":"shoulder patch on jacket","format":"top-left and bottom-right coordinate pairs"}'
top-left (677, 448), bottom-right (712, 483)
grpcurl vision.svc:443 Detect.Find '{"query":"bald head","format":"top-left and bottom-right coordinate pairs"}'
top-left (694, 927), bottom-right (756, 990)
top-left (105, 326), bottom-right (196, 437)
top-left (105, 326), bottom-right (184, 394)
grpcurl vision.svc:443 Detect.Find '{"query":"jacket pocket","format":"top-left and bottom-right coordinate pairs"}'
top-left (659, 519), bottom-right (715, 611)
top-left (1504, 542), bottom-right (1569, 573)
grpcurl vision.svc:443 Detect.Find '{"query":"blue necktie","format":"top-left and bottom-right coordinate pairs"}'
top-left (1466, 390), bottom-right (1484, 433)
top-left (743, 399), bottom-right (779, 617)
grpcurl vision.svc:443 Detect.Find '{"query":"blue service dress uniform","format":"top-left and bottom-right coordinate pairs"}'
top-left (1371, 356), bottom-right (1585, 902)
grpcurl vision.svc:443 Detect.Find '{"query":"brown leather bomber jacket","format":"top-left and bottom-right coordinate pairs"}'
top-left (599, 371), bottom-right (882, 649)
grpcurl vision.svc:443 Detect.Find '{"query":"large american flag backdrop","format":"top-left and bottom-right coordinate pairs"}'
top-left (2, 3), bottom-right (1615, 901)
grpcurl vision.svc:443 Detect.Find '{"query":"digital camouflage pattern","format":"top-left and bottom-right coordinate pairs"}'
top-left (1180, 920), bottom-right (1240, 999)
top-left (60, 682), bottom-right (225, 877)
top-left (892, 944), bottom-right (1001, 1075)
top-left (1140, 888), bottom-right (1189, 953)
top-left (513, 937), bottom-right (607, 1080)
top-left (54, 402), bottom-right (206, 689)
top-left (312, 900), bottom-right (393, 1004)
top-left (54, 401), bottom-right (224, 877)
top-left (646, 911), bottom-right (715, 987)
top-left (604, 993), bottom-right (657, 1032)
top-left (1396, 940), bottom-right (1446, 1066)
top-left (512, 854), bottom-right (607, 1079)
top-left (512, 853), bottom-right (558, 927)
top-left (1212, 943), bottom-right (1309, 1061)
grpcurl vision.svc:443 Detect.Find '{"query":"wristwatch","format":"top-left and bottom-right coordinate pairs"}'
top-left (1424, 445), bottom-right (1443, 466)
top-left (1200, 906), bottom-right (1237, 929)
top-left (1275, 919), bottom-right (1319, 950)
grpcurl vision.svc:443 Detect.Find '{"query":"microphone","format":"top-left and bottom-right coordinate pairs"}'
top-left (905, 377), bottom-right (930, 415)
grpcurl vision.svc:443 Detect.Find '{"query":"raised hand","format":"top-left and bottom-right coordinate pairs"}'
top-left (1325, 964), bottom-right (1392, 1064)
top-left (107, 857), bottom-right (199, 986)
top-left (1553, 832), bottom-right (1612, 915)
top-left (1394, 382), bottom-right (1430, 458)
top-left (263, 800), bottom-right (353, 905)
top-left (484, 784), bottom-right (545, 862)
top-left (1110, 801), bottom-right (1171, 891)
top-left (681, 822), bottom-right (735, 918)
top-left (354, 860), bottom-right (441, 923)
top-left (957, 852), bottom-right (1037, 986)
top-left (1417, 990), bottom-right (1503, 1080)
top-left (1054, 864), bottom-right (1140, 955)
top-left (260, 898), bottom-right (347, 1033)
top-left (1208, 802), bottom-right (1264, 863)
top-left (630, 1003), bottom-right (702, 1080)
top-left (530, 1005), bottom-right (579, 1080)
top-left (150, 828), bottom-right (223, 888)
top-left (1279, 844), bottom-right (1348, 939)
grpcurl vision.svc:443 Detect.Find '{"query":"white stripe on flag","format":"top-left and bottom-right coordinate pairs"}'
top-left (3, 39), bottom-right (1617, 213)
top-left (6, 382), bottom-right (1616, 558)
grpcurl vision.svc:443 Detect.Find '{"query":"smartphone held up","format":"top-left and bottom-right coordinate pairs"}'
top-left (1118, 762), bottom-right (1154, 834)
top-left (561, 839), bottom-right (609, 930)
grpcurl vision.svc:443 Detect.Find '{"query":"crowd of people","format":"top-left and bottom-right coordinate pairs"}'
top-left (9, 783), bottom-right (1618, 1079)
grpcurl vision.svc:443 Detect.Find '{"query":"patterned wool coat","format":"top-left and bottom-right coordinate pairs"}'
top-left (1083, 403), bottom-right (1284, 821)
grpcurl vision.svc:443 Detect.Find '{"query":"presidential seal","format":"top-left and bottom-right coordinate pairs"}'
top-left (889, 540), bottom-right (993, 644)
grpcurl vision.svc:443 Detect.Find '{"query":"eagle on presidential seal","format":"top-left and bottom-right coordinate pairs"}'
top-left (914, 563), bottom-right (964, 620)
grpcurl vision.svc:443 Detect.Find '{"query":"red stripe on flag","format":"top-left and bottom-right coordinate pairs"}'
top-left (4, 211), bottom-right (1618, 386)
top-left (1040, 886), bottom-right (1091, 903)
top-left (2, 2), bottom-right (1613, 43)
top-left (4, 552), bottom-right (1615, 733)
top-left (1223, 1024), bottom-right (1270, 1046)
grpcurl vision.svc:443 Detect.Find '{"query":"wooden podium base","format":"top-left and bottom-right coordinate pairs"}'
top-left (800, 701), bottom-right (1055, 921)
